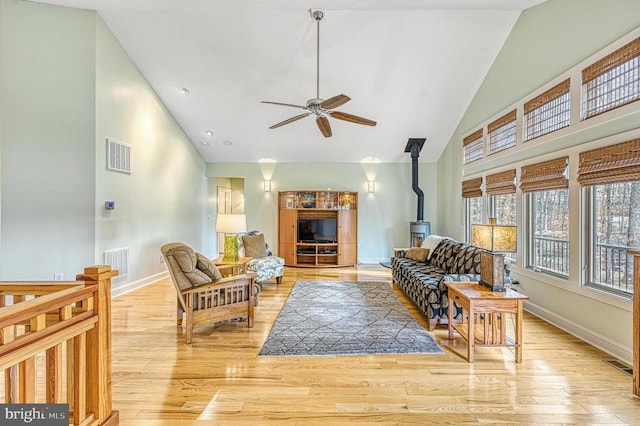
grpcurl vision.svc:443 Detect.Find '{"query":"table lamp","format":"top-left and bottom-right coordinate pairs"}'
top-left (471, 218), bottom-right (517, 292)
top-left (216, 213), bottom-right (247, 262)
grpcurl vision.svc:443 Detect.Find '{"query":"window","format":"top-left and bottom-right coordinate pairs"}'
top-left (524, 79), bottom-right (571, 141)
top-left (587, 183), bottom-right (639, 296)
top-left (463, 129), bottom-right (483, 164)
top-left (462, 177), bottom-right (483, 242)
top-left (486, 169), bottom-right (517, 261)
top-left (466, 197), bottom-right (484, 243)
top-left (578, 139), bottom-right (640, 297)
top-left (582, 37), bottom-right (640, 119)
top-left (488, 110), bottom-right (517, 154)
top-left (521, 157), bottom-right (569, 277)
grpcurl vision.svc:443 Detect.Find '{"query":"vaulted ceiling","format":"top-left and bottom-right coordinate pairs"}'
top-left (31, 0), bottom-right (546, 163)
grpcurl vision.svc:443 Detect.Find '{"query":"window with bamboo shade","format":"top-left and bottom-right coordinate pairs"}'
top-left (463, 129), bottom-right (483, 164)
top-left (582, 37), bottom-right (640, 119)
top-left (524, 79), bottom-right (571, 141)
top-left (488, 110), bottom-right (517, 155)
top-left (520, 157), bottom-right (569, 192)
top-left (462, 177), bottom-right (483, 198)
top-left (577, 138), bottom-right (640, 186)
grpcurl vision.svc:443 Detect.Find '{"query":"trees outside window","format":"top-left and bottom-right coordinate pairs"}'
top-left (466, 197), bottom-right (483, 243)
top-left (588, 182), bottom-right (640, 296)
top-left (528, 189), bottom-right (569, 277)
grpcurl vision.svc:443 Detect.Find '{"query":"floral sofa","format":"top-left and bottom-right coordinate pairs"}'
top-left (391, 236), bottom-right (484, 330)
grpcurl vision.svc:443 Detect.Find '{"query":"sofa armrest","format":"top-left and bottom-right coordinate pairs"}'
top-left (393, 247), bottom-right (410, 258)
top-left (443, 274), bottom-right (481, 282)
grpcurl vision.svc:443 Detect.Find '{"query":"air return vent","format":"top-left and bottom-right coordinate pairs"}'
top-left (103, 247), bottom-right (129, 279)
top-left (106, 138), bottom-right (131, 174)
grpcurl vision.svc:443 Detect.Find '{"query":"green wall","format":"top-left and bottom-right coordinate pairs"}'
top-left (0, 0), bottom-right (207, 292)
top-left (207, 162), bottom-right (438, 262)
top-left (0, 0), bottom-right (96, 280)
top-left (436, 0), bottom-right (640, 362)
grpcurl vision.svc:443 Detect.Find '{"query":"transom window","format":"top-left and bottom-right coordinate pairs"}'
top-left (524, 79), bottom-right (571, 141)
top-left (582, 37), bottom-right (640, 119)
top-left (488, 110), bottom-right (517, 155)
top-left (463, 129), bottom-right (483, 164)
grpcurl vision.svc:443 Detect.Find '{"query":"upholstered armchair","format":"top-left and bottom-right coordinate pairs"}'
top-left (237, 231), bottom-right (284, 285)
top-left (161, 242), bottom-right (255, 344)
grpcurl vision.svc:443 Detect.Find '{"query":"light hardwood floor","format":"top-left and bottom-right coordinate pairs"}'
top-left (111, 265), bottom-right (639, 425)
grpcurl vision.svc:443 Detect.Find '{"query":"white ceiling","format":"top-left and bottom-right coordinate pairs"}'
top-left (31, 0), bottom-right (545, 163)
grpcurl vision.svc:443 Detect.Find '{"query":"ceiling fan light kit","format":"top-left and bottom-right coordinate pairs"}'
top-left (262, 9), bottom-right (376, 138)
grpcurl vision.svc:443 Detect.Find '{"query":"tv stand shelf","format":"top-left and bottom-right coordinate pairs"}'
top-left (279, 190), bottom-right (357, 268)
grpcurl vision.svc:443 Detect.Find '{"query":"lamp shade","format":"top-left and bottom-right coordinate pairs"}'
top-left (216, 213), bottom-right (247, 234)
top-left (471, 222), bottom-right (517, 252)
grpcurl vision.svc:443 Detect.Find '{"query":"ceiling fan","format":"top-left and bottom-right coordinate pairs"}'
top-left (261, 10), bottom-right (377, 138)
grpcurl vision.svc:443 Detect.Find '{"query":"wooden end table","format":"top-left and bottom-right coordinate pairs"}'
top-left (212, 256), bottom-right (252, 276)
top-left (446, 281), bottom-right (529, 363)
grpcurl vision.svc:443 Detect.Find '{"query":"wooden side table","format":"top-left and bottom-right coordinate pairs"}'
top-left (446, 281), bottom-right (529, 363)
top-left (212, 256), bottom-right (252, 276)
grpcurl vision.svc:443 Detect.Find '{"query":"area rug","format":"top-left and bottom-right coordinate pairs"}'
top-left (259, 281), bottom-right (443, 356)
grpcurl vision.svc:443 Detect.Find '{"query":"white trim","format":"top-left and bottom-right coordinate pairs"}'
top-left (524, 301), bottom-right (632, 365)
top-left (112, 271), bottom-right (169, 298)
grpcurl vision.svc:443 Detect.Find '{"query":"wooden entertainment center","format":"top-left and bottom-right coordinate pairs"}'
top-left (278, 191), bottom-right (357, 267)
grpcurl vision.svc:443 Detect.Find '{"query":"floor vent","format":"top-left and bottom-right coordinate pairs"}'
top-left (604, 359), bottom-right (633, 376)
top-left (106, 138), bottom-right (131, 174)
top-left (103, 247), bottom-right (129, 279)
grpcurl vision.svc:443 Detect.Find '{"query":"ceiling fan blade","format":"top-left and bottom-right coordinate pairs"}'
top-left (316, 116), bottom-right (332, 137)
top-left (320, 94), bottom-right (351, 110)
top-left (330, 111), bottom-right (377, 127)
top-left (261, 101), bottom-right (307, 110)
top-left (269, 113), bottom-right (312, 129)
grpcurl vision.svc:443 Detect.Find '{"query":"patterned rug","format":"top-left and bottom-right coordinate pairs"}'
top-left (259, 281), bottom-right (443, 356)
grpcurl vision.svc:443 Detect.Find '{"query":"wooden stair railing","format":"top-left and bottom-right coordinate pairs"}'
top-left (0, 265), bottom-right (119, 425)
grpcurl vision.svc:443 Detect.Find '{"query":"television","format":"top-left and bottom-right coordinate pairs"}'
top-left (298, 218), bottom-right (337, 243)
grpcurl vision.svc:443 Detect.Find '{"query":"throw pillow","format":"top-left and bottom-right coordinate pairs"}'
top-left (405, 247), bottom-right (430, 262)
top-left (195, 253), bottom-right (223, 281)
top-left (420, 235), bottom-right (445, 259)
top-left (242, 233), bottom-right (267, 258)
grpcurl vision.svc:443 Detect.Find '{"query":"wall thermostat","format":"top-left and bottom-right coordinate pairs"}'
top-left (104, 201), bottom-right (115, 210)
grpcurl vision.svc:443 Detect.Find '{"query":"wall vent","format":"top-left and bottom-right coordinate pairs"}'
top-left (103, 247), bottom-right (129, 279)
top-left (106, 138), bottom-right (131, 174)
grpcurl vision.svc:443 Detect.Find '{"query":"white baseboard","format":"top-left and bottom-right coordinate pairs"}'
top-left (524, 301), bottom-right (632, 365)
top-left (112, 271), bottom-right (169, 298)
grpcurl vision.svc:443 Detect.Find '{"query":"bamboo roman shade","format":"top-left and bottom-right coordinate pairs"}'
top-left (582, 37), bottom-right (640, 119)
top-left (577, 139), bottom-right (640, 186)
top-left (463, 129), bottom-right (483, 146)
top-left (488, 110), bottom-right (517, 134)
top-left (462, 177), bottom-right (483, 198)
top-left (486, 169), bottom-right (516, 195)
top-left (488, 110), bottom-right (517, 154)
top-left (520, 157), bottom-right (569, 192)
top-left (582, 37), bottom-right (640, 84)
top-left (523, 79), bottom-right (571, 115)
top-left (463, 128), bottom-right (484, 164)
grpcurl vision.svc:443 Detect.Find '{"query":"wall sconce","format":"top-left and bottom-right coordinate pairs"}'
top-left (264, 180), bottom-right (272, 192)
top-left (367, 180), bottom-right (376, 193)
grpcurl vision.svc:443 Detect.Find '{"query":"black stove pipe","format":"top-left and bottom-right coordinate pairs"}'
top-left (404, 138), bottom-right (426, 222)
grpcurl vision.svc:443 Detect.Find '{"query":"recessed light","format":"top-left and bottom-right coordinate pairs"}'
top-left (223, 140), bottom-right (233, 146)
top-left (201, 140), bottom-right (210, 146)
top-left (179, 87), bottom-right (190, 95)
top-left (205, 130), bottom-right (214, 137)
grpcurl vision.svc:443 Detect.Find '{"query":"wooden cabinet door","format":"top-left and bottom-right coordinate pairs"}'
top-left (338, 210), bottom-right (357, 265)
top-left (279, 209), bottom-right (297, 265)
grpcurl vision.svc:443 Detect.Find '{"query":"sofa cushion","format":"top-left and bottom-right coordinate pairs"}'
top-left (450, 244), bottom-right (483, 274)
top-left (405, 247), bottom-right (430, 262)
top-left (430, 239), bottom-right (467, 273)
top-left (243, 233), bottom-right (268, 257)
